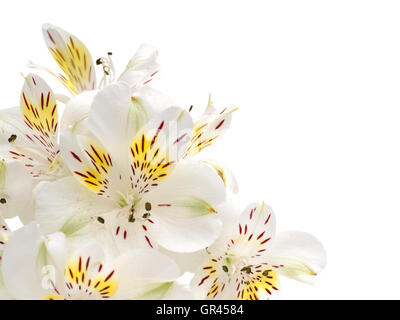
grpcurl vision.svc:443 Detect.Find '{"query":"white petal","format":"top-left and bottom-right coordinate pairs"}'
top-left (154, 214), bottom-right (222, 253)
top-left (134, 86), bottom-right (175, 116)
top-left (207, 199), bottom-right (242, 251)
top-left (112, 249), bottom-right (180, 299)
top-left (0, 106), bottom-right (26, 138)
top-left (88, 82), bottom-right (138, 165)
top-left (162, 273), bottom-right (195, 300)
top-left (0, 160), bottom-right (34, 222)
top-left (149, 160), bottom-right (227, 217)
top-left (159, 248), bottom-right (208, 274)
top-left (118, 44), bottom-right (159, 89)
top-left (266, 231), bottom-right (327, 282)
top-left (1, 223), bottom-right (48, 299)
top-left (148, 161), bottom-right (226, 252)
top-left (35, 176), bottom-right (114, 236)
top-left (106, 207), bottom-right (160, 252)
top-left (201, 160), bottom-right (239, 193)
top-left (230, 202), bottom-right (276, 257)
top-left (60, 90), bottom-right (97, 130)
top-left (43, 232), bottom-right (67, 272)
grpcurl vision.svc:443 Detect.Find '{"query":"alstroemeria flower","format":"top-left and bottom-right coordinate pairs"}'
top-left (1, 223), bottom-right (180, 300)
top-left (0, 74), bottom-right (66, 181)
top-left (34, 82), bottom-right (226, 253)
top-left (190, 202), bottom-right (326, 300)
top-left (30, 24), bottom-right (158, 97)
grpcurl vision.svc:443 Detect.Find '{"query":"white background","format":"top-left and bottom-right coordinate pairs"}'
top-left (1, 0), bottom-right (400, 299)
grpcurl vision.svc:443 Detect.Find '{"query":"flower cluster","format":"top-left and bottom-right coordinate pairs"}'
top-left (0, 24), bottom-right (326, 300)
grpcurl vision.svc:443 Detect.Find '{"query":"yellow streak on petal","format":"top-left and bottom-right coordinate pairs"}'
top-left (44, 26), bottom-right (96, 93)
top-left (65, 255), bottom-right (118, 299)
top-left (129, 130), bottom-right (174, 195)
top-left (238, 268), bottom-right (279, 300)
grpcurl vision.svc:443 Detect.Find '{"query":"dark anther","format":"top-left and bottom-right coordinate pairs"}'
top-left (96, 58), bottom-right (102, 65)
top-left (128, 213), bottom-right (135, 223)
top-left (142, 213), bottom-right (150, 219)
top-left (189, 105), bottom-right (193, 112)
top-left (97, 217), bottom-right (105, 224)
top-left (241, 266), bottom-right (252, 274)
top-left (222, 265), bottom-right (228, 272)
top-left (262, 270), bottom-right (270, 277)
top-left (107, 52), bottom-right (113, 56)
top-left (8, 134), bottom-right (17, 143)
top-left (0, 198), bottom-right (6, 204)
top-left (145, 202), bottom-right (151, 211)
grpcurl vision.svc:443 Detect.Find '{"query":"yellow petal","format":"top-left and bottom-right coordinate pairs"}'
top-left (42, 24), bottom-right (96, 94)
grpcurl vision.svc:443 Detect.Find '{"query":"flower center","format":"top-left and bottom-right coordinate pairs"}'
top-left (127, 201), bottom-right (152, 223)
top-left (221, 254), bottom-right (253, 277)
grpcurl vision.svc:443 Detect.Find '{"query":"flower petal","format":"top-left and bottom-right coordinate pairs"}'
top-left (153, 214), bottom-right (222, 253)
top-left (149, 161), bottom-right (226, 218)
top-left (88, 82), bottom-right (138, 166)
top-left (128, 107), bottom-right (193, 198)
top-left (42, 24), bottom-right (96, 94)
top-left (134, 86), bottom-right (175, 116)
top-left (105, 207), bottom-right (160, 252)
top-left (64, 244), bottom-right (119, 299)
top-left (265, 231), bottom-right (327, 282)
top-left (230, 202), bottom-right (276, 258)
top-left (147, 161), bottom-right (226, 252)
top-left (184, 96), bottom-right (237, 158)
top-left (1, 223), bottom-right (49, 299)
top-left (162, 274), bottom-right (195, 300)
top-left (60, 90), bottom-right (97, 130)
top-left (20, 74), bottom-right (59, 146)
top-left (118, 44), bottom-right (159, 90)
top-left (60, 127), bottom-right (125, 201)
top-left (35, 176), bottom-right (113, 236)
top-left (112, 249), bottom-right (180, 299)
top-left (201, 160), bottom-right (238, 193)
top-left (0, 106), bottom-right (61, 179)
top-left (0, 160), bottom-right (34, 222)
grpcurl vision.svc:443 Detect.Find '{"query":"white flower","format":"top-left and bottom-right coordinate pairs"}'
top-left (1, 223), bottom-right (180, 300)
top-left (34, 83), bottom-right (226, 253)
top-left (190, 202), bottom-right (326, 300)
